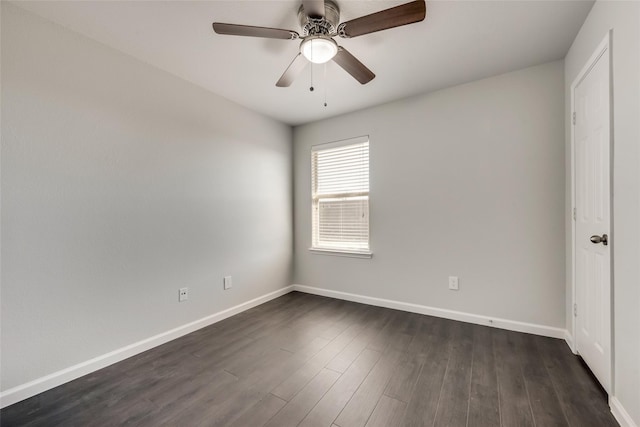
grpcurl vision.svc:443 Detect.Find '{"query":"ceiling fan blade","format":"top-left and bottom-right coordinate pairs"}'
top-left (212, 23), bottom-right (299, 40)
top-left (302, 0), bottom-right (325, 18)
top-left (332, 47), bottom-right (375, 85)
top-left (276, 53), bottom-right (309, 87)
top-left (338, 0), bottom-right (426, 38)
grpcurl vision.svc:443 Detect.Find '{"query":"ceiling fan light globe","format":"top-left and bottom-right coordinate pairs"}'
top-left (301, 37), bottom-right (338, 64)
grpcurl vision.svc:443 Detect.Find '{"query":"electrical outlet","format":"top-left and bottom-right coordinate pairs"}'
top-left (223, 276), bottom-right (232, 290)
top-left (448, 276), bottom-right (459, 291)
top-left (179, 287), bottom-right (188, 302)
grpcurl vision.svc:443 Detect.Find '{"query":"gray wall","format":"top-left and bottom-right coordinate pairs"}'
top-left (564, 1), bottom-right (640, 424)
top-left (1, 4), bottom-right (292, 391)
top-left (294, 61), bottom-right (566, 329)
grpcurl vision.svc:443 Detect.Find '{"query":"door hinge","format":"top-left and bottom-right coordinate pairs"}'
top-left (574, 303), bottom-right (577, 317)
top-left (573, 207), bottom-right (576, 220)
top-left (573, 112), bottom-right (576, 125)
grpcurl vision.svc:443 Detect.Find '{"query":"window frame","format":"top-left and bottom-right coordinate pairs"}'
top-left (309, 136), bottom-right (372, 258)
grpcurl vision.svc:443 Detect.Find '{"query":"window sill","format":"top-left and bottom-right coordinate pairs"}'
top-left (309, 248), bottom-right (373, 259)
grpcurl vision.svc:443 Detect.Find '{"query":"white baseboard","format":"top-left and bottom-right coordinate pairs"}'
top-left (0, 283), bottom-right (575, 409)
top-left (564, 330), bottom-right (576, 353)
top-left (0, 285), bottom-right (294, 409)
top-left (611, 396), bottom-right (638, 427)
top-left (292, 284), bottom-right (567, 339)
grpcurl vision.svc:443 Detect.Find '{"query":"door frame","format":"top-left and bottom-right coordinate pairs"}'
top-left (569, 30), bottom-right (613, 392)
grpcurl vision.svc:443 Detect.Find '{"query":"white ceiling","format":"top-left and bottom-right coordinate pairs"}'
top-left (14, 0), bottom-right (593, 126)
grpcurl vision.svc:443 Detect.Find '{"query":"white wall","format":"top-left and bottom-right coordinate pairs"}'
top-left (1, 3), bottom-right (292, 392)
top-left (564, 1), bottom-right (640, 425)
top-left (294, 61), bottom-right (566, 330)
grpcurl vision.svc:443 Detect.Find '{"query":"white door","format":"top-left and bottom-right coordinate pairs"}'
top-left (573, 38), bottom-right (611, 393)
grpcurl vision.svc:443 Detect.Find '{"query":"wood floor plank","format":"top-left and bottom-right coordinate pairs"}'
top-left (246, 294), bottom-right (333, 340)
top-left (384, 315), bottom-right (433, 403)
top-left (271, 315), bottom-right (368, 401)
top-left (189, 326), bottom-right (343, 427)
top-left (224, 335), bottom-right (330, 379)
top-left (383, 352), bottom-right (422, 404)
top-left (191, 333), bottom-right (256, 361)
top-left (264, 368), bottom-right (341, 427)
top-left (326, 308), bottom-right (393, 373)
top-left (334, 348), bottom-right (406, 427)
top-left (202, 294), bottom-right (298, 341)
top-left (467, 325), bottom-right (500, 427)
top-left (325, 336), bottom-right (371, 374)
top-left (493, 329), bottom-right (535, 427)
top-left (364, 395), bottom-right (407, 427)
top-left (215, 299), bottom-right (335, 374)
top-left (519, 333), bottom-right (569, 427)
top-left (402, 318), bottom-right (453, 427)
top-left (317, 301), bottom-right (367, 341)
top-left (143, 368), bottom-right (238, 409)
top-left (366, 309), bottom-right (404, 352)
top-left (299, 348), bottom-right (382, 427)
top-left (227, 393), bottom-right (287, 427)
top-left (270, 358), bottom-right (330, 402)
top-left (433, 321), bottom-right (474, 427)
top-left (0, 294), bottom-right (617, 427)
top-left (333, 314), bottom-right (415, 427)
top-left (100, 397), bottom-right (158, 426)
top-left (136, 369), bottom-right (242, 425)
top-left (534, 336), bottom-right (618, 427)
top-left (289, 299), bottom-right (355, 340)
top-left (149, 302), bottom-right (331, 425)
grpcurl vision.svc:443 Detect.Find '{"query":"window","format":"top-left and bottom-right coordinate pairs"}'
top-left (311, 136), bottom-right (370, 256)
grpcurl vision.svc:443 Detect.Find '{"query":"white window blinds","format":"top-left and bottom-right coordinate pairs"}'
top-left (311, 137), bottom-right (370, 253)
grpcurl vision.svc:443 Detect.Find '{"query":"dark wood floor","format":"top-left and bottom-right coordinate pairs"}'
top-left (1, 292), bottom-right (618, 427)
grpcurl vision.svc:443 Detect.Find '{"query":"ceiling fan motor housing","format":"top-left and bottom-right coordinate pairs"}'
top-left (298, 0), bottom-right (340, 36)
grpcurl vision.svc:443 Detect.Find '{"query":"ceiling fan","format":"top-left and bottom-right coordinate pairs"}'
top-left (212, 0), bottom-right (426, 87)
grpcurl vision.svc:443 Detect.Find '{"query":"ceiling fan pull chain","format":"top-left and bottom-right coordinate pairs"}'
top-left (309, 43), bottom-right (315, 92)
top-left (324, 63), bottom-right (328, 107)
